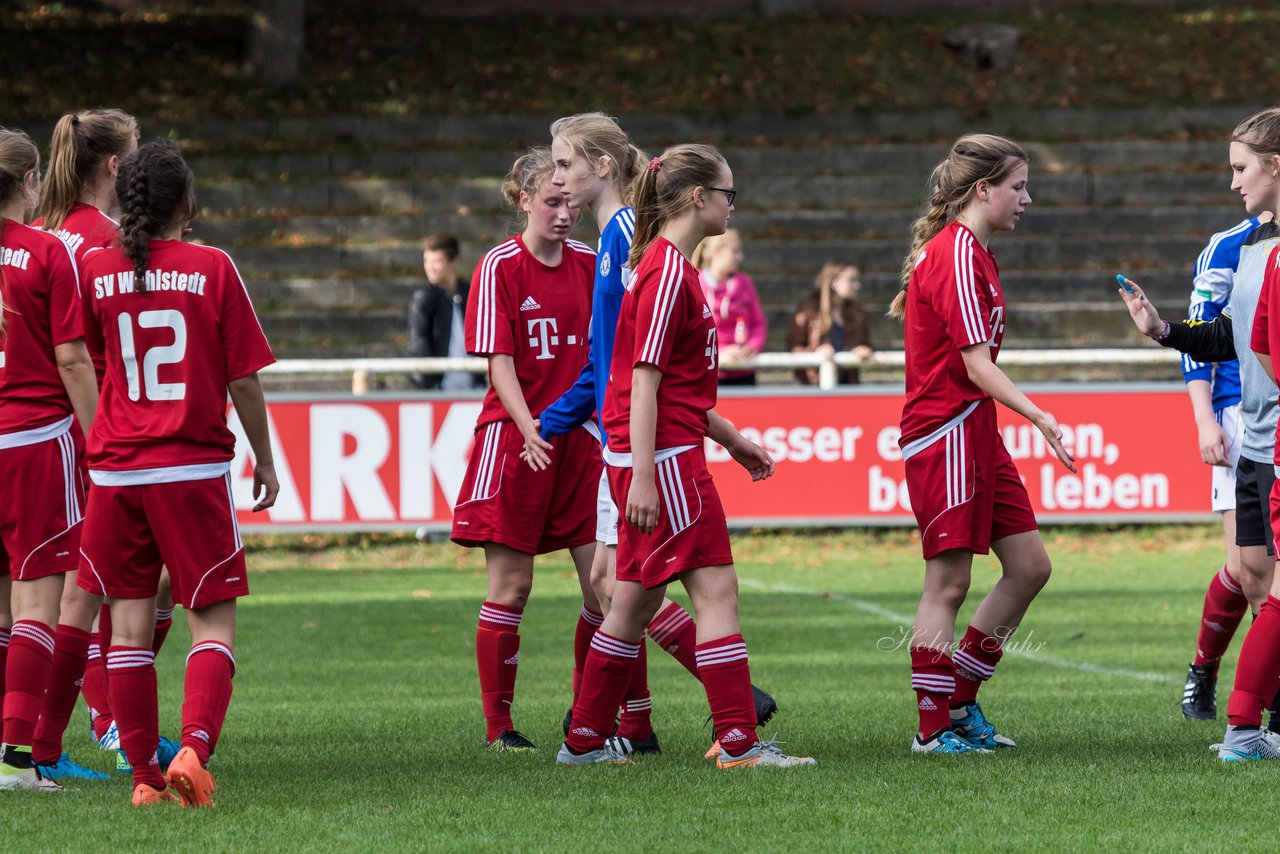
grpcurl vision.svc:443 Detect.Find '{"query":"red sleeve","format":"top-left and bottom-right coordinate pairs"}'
top-left (45, 236), bottom-right (84, 347)
top-left (1252, 246), bottom-right (1280, 356)
top-left (467, 246), bottom-right (516, 357)
top-left (216, 250), bottom-right (276, 381)
top-left (929, 233), bottom-right (992, 349)
top-left (632, 248), bottom-right (684, 372)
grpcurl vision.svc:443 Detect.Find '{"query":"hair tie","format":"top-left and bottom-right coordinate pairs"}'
top-left (647, 156), bottom-right (663, 173)
top-left (71, 115), bottom-right (81, 126)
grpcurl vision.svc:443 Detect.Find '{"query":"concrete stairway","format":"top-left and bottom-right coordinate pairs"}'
top-left (175, 109), bottom-right (1257, 388)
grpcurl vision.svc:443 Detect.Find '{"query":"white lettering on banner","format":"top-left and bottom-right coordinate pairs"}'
top-left (1003, 423), bottom-right (1118, 465)
top-left (1040, 464), bottom-right (1169, 510)
top-left (877, 426), bottom-right (902, 462)
top-left (868, 466), bottom-right (911, 512)
top-left (399, 404), bottom-right (433, 519)
top-left (432, 403), bottom-right (483, 508)
top-left (310, 405), bottom-right (395, 521)
top-left (710, 425), bottom-right (864, 464)
top-left (228, 408), bottom-right (304, 521)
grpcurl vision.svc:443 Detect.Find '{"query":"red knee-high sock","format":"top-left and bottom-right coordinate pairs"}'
top-left (182, 641), bottom-right (236, 765)
top-left (106, 646), bottom-right (164, 789)
top-left (152, 608), bottom-right (175, 655)
top-left (82, 605), bottom-right (114, 741)
top-left (31, 624), bottom-right (91, 764)
top-left (0, 627), bottom-right (9, 745)
top-left (476, 602), bottom-right (522, 742)
top-left (911, 646), bottom-right (955, 738)
top-left (3, 620), bottom-right (55, 750)
top-left (616, 638), bottom-right (652, 741)
top-left (1226, 595), bottom-right (1280, 728)
top-left (647, 601), bottom-right (699, 679)
top-left (1194, 566), bottom-right (1248, 672)
top-left (565, 631), bottom-right (639, 753)
top-left (696, 634), bottom-right (757, 757)
top-left (573, 606), bottom-right (602, 699)
top-left (952, 626), bottom-right (1003, 706)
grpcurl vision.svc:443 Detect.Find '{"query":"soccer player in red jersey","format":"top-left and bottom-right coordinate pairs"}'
top-left (451, 148), bottom-right (601, 752)
top-left (32, 108), bottom-right (174, 777)
top-left (558, 144), bottom-right (814, 769)
top-left (889, 135), bottom-right (1075, 755)
top-left (75, 140), bottom-right (278, 806)
top-left (0, 129), bottom-right (99, 790)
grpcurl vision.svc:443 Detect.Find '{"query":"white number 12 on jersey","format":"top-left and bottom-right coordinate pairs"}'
top-left (118, 309), bottom-right (187, 401)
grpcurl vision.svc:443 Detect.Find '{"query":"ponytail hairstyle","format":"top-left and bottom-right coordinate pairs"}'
top-left (500, 147), bottom-right (556, 229)
top-left (889, 133), bottom-right (1028, 320)
top-left (1232, 107), bottom-right (1280, 167)
top-left (0, 129), bottom-right (39, 338)
top-left (116, 139), bottom-right (196, 293)
top-left (549, 112), bottom-right (647, 205)
top-left (36, 109), bottom-right (138, 233)
top-left (628, 143), bottom-right (727, 270)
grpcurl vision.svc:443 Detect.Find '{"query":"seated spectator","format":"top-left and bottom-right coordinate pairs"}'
top-left (787, 260), bottom-right (873, 385)
top-left (408, 234), bottom-right (477, 390)
top-left (693, 228), bottom-right (767, 386)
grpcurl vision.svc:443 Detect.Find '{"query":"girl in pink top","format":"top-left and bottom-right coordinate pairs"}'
top-left (693, 229), bottom-right (767, 385)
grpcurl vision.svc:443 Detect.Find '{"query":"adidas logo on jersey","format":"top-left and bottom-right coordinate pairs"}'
top-left (504, 652), bottom-right (520, 666)
top-left (702, 304), bottom-right (713, 319)
top-left (918, 697), bottom-right (938, 711)
top-left (989, 283), bottom-right (998, 298)
top-left (520, 296), bottom-right (541, 311)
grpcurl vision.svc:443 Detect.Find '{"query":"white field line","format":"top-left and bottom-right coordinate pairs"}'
top-left (739, 577), bottom-right (1177, 685)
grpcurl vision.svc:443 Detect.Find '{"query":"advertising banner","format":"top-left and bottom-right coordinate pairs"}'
top-left (230, 385), bottom-right (1211, 531)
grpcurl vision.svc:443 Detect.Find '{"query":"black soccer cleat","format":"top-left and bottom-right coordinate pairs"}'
top-left (753, 684), bottom-right (779, 727)
top-left (486, 729), bottom-right (537, 751)
top-left (1182, 663), bottom-right (1217, 720)
top-left (562, 706), bottom-right (573, 738)
top-left (605, 730), bottom-right (662, 755)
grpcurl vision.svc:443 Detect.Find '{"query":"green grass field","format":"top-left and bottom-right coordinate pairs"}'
top-left (7, 526), bottom-right (1272, 851)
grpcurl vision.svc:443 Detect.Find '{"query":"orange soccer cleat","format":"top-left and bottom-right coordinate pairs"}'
top-left (165, 747), bottom-right (218, 808)
top-left (131, 782), bottom-right (179, 806)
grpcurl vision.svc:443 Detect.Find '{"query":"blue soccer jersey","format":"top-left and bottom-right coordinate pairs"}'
top-left (538, 206), bottom-right (635, 446)
top-left (1182, 217), bottom-right (1257, 411)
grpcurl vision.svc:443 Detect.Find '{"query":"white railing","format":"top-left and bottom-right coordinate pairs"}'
top-left (262, 348), bottom-right (1182, 393)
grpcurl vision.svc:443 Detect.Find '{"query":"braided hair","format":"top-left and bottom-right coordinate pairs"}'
top-left (116, 139), bottom-right (195, 292)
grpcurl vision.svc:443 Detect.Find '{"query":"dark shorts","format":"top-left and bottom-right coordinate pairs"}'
top-left (1234, 456), bottom-right (1275, 554)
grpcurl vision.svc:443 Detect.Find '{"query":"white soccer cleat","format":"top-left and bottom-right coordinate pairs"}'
top-left (0, 762), bottom-right (64, 791)
top-left (98, 721), bottom-right (121, 751)
top-left (716, 738), bottom-right (816, 769)
top-left (555, 742), bottom-right (631, 765)
top-left (1213, 727), bottom-right (1280, 762)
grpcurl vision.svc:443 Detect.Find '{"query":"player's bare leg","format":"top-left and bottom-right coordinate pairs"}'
top-left (1237, 543), bottom-right (1273, 613)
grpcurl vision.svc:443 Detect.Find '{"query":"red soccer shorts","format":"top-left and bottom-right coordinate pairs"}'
top-left (0, 420), bottom-right (86, 581)
top-left (451, 421), bottom-right (600, 555)
top-left (902, 399), bottom-right (1037, 560)
top-left (607, 447), bottom-right (734, 590)
top-left (77, 472), bottom-right (248, 608)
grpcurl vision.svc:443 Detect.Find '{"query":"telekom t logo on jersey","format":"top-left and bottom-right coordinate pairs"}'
top-left (526, 317), bottom-right (578, 360)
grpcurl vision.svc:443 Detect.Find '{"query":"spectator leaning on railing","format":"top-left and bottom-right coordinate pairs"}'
top-left (693, 228), bottom-right (767, 386)
top-left (408, 233), bottom-right (477, 391)
top-left (787, 260), bottom-right (874, 385)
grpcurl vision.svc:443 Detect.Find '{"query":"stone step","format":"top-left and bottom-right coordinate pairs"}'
top-left (196, 204), bottom-right (1247, 251)
top-left (187, 137), bottom-right (1231, 182)
top-left (226, 232), bottom-right (1218, 280)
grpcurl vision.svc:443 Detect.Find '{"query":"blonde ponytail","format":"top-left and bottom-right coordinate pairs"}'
top-left (36, 109), bottom-right (138, 232)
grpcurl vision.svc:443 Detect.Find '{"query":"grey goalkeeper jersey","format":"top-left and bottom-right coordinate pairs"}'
top-left (1231, 220), bottom-right (1280, 464)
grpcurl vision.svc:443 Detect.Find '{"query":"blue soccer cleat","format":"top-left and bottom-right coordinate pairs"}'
top-left (116, 736), bottom-right (182, 774)
top-left (35, 754), bottom-right (110, 781)
top-left (912, 729), bottom-right (992, 754)
top-left (950, 702), bottom-right (1017, 749)
top-left (97, 720), bottom-right (121, 752)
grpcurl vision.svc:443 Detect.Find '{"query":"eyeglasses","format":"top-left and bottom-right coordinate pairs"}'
top-left (706, 186), bottom-right (736, 206)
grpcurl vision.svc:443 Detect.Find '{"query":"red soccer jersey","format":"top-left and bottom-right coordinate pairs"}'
top-left (79, 240), bottom-right (275, 476)
top-left (466, 235), bottom-right (594, 429)
top-left (0, 221), bottom-right (83, 436)
top-left (899, 221), bottom-right (1007, 450)
top-left (602, 237), bottom-right (718, 456)
top-left (37, 203), bottom-right (122, 380)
